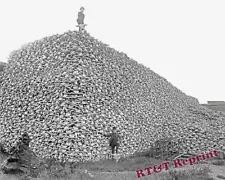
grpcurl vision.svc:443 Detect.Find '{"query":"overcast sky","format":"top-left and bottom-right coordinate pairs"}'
top-left (0, 0), bottom-right (224, 104)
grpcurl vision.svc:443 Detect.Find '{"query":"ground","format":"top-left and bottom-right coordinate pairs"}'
top-left (1, 154), bottom-right (225, 180)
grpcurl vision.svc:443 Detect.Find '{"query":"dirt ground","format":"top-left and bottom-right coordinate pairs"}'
top-left (92, 163), bottom-right (225, 180)
top-left (0, 153), bottom-right (225, 180)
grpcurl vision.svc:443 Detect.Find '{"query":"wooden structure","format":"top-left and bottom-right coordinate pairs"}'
top-left (150, 137), bottom-right (187, 160)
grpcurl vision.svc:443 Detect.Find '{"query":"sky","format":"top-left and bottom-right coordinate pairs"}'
top-left (0, 0), bottom-right (224, 104)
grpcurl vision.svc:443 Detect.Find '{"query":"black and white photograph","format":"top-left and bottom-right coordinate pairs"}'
top-left (0, 0), bottom-right (225, 179)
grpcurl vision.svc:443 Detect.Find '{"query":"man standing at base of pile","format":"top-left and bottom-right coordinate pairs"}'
top-left (9, 132), bottom-right (31, 155)
top-left (77, 7), bottom-right (86, 32)
top-left (100, 127), bottom-right (121, 161)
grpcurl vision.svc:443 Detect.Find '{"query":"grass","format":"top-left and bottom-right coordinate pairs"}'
top-left (31, 152), bottom-right (215, 180)
top-left (158, 166), bottom-right (214, 180)
top-left (33, 161), bottom-right (214, 180)
top-left (0, 148), bottom-right (222, 180)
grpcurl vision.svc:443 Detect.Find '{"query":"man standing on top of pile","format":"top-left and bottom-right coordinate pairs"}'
top-left (99, 127), bottom-right (121, 161)
top-left (77, 7), bottom-right (86, 32)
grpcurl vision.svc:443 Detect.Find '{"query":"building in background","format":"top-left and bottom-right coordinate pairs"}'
top-left (202, 101), bottom-right (225, 112)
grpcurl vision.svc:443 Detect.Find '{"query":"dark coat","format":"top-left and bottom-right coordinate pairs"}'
top-left (77, 11), bottom-right (85, 24)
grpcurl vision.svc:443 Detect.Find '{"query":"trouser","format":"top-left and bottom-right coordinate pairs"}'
top-left (77, 23), bottom-right (85, 32)
top-left (110, 143), bottom-right (119, 155)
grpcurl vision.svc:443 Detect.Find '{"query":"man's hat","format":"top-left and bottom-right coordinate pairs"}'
top-left (22, 132), bottom-right (28, 137)
top-left (80, 7), bottom-right (85, 10)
